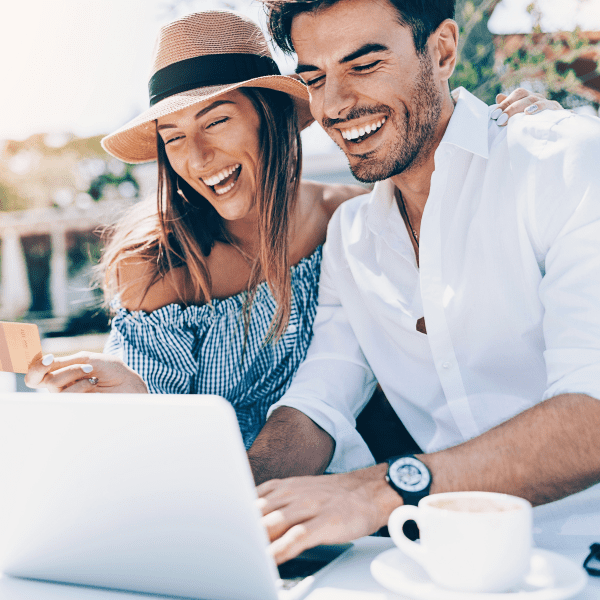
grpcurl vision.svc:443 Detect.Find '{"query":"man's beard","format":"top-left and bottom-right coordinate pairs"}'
top-left (323, 53), bottom-right (443, 183)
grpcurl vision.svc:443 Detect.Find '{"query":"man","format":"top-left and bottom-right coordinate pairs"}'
top-left (248, 0), bottom-right (600, 564)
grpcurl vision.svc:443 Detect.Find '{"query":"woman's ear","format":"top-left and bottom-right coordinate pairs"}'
top-left (430, 19), bottom-right (459, 83)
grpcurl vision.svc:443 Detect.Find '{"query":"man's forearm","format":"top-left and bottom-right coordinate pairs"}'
top-left (248, 406), bottom-right (335, 485)
top-left (420, 393), bottom-right (600, 506)
top-left (344, 392), bottom-right (600, 533)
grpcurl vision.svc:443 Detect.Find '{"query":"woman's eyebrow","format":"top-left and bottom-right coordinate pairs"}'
top-left (295, 43), bottom-right (389, 75)
top-left (157, 100), bottom-right (235, 130)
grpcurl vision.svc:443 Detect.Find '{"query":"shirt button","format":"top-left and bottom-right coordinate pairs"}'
top-left (287, 324), bottom-right (298, 334)
top-left (442, 361), bottom-right (452, 369)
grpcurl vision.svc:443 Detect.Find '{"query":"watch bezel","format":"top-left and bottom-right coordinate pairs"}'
top-left (387, 455), bottom-right (431, 493)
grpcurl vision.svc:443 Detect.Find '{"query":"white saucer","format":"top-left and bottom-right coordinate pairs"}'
top-left (370, 547), bottom-right (587, 600)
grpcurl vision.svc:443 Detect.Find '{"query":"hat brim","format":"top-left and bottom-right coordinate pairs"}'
top-left (101, 75), bottom-right (313, 164)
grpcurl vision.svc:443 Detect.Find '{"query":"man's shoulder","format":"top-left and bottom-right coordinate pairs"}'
top-left (321, 188), bottom-right (376, 268)
top-left (327, 187), bottom-right (374, 234)
top-left (505, 110), bottom-right (600, 158)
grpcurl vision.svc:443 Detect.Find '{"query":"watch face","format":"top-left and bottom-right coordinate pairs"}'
top-left (389, 456), bottom-right (431, 493)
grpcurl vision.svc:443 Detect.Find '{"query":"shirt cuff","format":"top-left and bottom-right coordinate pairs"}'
top-left (543, 349), bottom-right (600, 401)
top-left (267, 397), bottom-right (376, 473)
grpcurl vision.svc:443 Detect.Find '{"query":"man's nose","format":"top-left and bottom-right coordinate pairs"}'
top-left (321, 77), bottom-right (355, 122)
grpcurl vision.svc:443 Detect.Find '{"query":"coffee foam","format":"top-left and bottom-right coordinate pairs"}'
top-left (429, 497), bottom-right (521, 513)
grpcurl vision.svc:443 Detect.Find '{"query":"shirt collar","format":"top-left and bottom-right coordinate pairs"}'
top-left (366, 87), bottom-right (490, 235)
top-left (440, 87), bottom-right (489, 159)
top-left (366, 178), bottom-right (397, 236)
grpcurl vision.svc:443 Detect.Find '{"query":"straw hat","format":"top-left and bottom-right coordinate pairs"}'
top-left (101, 10), bottom-right (313, 164)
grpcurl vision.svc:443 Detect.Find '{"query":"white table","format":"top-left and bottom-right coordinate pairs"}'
top-left (0, 488), bottom-right (598, 600)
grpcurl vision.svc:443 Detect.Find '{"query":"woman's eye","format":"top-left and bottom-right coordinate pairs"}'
top-left (207, 117), bottom-right (229, 129)
top-left (165, 135), bottom-right (184, 145)
top-left (354, 60), bottom-right (380, 72)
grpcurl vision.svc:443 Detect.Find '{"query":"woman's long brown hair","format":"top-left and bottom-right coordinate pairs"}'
top-left (100, 88), bottom-right (302, 341)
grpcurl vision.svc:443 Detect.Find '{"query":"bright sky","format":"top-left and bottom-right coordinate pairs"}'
top-left (1, 0), bottom-right (598, 142)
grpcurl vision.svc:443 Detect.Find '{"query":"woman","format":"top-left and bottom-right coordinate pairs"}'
top-left (26, 10), bottom-right (561, 449)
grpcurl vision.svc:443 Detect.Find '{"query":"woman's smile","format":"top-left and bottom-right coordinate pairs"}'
top-left (201, 163), bottom-right (242, 195)
top-left (158, 90), bottom-right (261, 220)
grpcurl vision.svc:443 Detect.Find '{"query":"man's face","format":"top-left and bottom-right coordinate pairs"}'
top-left (292, 0), bottom-right (443, 182)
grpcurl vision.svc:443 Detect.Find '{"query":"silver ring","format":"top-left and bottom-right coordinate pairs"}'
top-left (88, 377), bottom-right (99, 385)
top-left (525, 103), bottom-right (539, 114)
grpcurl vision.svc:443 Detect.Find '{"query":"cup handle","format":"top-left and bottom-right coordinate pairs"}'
top-left (388, 505), bottom-right (426, 566)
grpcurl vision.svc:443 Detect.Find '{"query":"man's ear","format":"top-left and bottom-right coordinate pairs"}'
top-left (430, 19), bottom-right (459, 82)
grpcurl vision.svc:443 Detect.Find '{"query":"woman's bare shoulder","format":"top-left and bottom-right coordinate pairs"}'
top-left (299, 180), bottom-right (370, 220)
top-left (288, 180), bottom-right (370, 260)
top-left (117, 256), bottom-right (191, 313)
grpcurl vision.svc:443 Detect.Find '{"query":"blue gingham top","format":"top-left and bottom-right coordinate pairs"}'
top-left (104, 246), bottom-right (322, 449)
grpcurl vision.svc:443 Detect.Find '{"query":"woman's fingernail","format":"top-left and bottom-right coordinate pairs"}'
top-left (82, 364), bottom-right (94, 374)
top-left (42, 354), bottom-right (54, 366)
top-left (525, 103), bottom-right (539, 114)
top-left (490, 107), bottom-right (503, 120)
top-left (497, 113), bottom-right (509, 126)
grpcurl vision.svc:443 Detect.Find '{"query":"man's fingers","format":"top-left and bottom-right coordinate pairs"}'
top-left (269, 514), bottom-right (344, 565)
top-left (269, 521), bottom-right (314, 565)
top-left (261, 502), bottom-right (318, 541)
top-left (256, 478), bottom-right (281, 498)
top-left (257, 477), bottom-right (311, 511)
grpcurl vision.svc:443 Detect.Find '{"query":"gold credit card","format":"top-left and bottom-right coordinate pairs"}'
top-left (0, 322), bottom-right (42, 374)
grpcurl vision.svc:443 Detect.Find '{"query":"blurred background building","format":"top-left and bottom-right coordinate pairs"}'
top-left (0, 0), bottom-right (598, 388)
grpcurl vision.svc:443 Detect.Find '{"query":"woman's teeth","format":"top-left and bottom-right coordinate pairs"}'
top-left (202, 163), bottom-right (241, 187)
top-left (341, 117), bottom-right (386, 141)
top-left (216, 181), bottom-right (235, 195)
top-left (201, 164), bottom-right (242, 195)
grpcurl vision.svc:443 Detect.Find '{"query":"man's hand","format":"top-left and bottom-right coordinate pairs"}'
top-left (256, 464), bottom-right (401, 564)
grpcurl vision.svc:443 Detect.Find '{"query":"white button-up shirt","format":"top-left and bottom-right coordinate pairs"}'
top-left (268, 88), bottom-right (600, 474)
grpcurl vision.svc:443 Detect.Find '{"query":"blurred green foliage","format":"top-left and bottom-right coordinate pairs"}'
top-left (451, 0), bottom-right (502, 104)
top-left (451, 0), bottom-right (599, 109)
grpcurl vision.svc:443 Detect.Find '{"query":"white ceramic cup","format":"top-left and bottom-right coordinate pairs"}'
top-left (388, 491), bottom-right (533, 593)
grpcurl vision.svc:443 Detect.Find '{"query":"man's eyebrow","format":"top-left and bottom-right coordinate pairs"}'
top-left (295, 63), bottom-right (319, 75)
top-left (157, 100), bottom-right (235, 130)
top-left (295, 43), bottom-right (389, 75)
top-left (340, 43), bottom-right (389, 64)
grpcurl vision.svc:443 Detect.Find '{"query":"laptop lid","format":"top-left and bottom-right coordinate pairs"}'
top-left (0, 393), bottom-right (281, 600)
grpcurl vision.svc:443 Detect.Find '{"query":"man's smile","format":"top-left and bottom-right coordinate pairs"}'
top-left (339, 116), bottom-right (386, 142)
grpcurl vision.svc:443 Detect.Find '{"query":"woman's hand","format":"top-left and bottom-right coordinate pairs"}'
top-left (25, 352), bottom-right (149, 394)
top-left (491, 88), bottom-right (564, 126)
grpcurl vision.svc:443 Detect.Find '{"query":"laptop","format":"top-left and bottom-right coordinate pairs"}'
top-left (0, 393), bottom-right (351, 600)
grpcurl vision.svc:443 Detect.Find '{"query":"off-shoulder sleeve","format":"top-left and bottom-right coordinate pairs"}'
top-left (104, 303), bottom-right (200, 394)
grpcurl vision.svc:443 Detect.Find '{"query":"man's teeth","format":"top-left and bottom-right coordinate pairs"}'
top-left (341, 117), bottom-right (386, 141)
top-left (202, 164), bottom-right (240, 187)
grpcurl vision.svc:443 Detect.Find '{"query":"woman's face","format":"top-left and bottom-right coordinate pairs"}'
top-left (157, 89), bottom-right (261, 222)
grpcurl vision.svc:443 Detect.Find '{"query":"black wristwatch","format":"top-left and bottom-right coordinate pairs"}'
top-left (386, 454), bottom-right (432, 506)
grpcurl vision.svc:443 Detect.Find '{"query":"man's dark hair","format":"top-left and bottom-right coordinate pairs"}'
top-left (261, 0), bottom-right (455, 55)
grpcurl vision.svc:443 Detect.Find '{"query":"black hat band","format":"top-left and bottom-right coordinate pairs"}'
top-left (149, 53), bottom-right (281, 106)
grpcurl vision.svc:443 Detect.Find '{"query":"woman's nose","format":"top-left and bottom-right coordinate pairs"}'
top-left (187, 139), bottom-right (215, 173)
